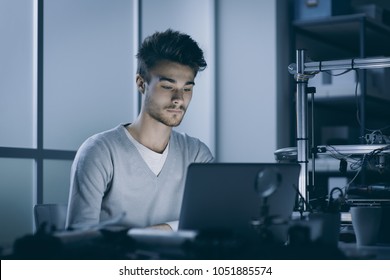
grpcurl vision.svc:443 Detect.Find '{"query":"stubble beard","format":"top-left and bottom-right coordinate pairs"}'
top-left (147, 104), bottom-right (186, 127)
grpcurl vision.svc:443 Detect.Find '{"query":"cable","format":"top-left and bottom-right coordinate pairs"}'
top-left (291, 183), bottom-right (313, 213)
top-left (323, 69), bottom-right (353, 76)
top-left (326, 145), bottom-right (361, 168)
top-left (329, 187), bottom-right (344, 198)
top-left (354, 69), bottom-right (362, 128)
top-left (316, 67), bottom-right (389, 134)
top-left (353, 69), bottom-right (390, 133)
top-left (365, 125), bottom-right (390, 133)
top-left (328, 187), bottom-right (344, 211)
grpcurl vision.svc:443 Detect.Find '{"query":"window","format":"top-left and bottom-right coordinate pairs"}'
top-left (0, 0), bottom-right (135, 245)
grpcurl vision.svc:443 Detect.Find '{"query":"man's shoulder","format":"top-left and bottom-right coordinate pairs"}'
top-left (89, 124), bottom-right (124, 141)
top-left (78, 124), bottom-right (127, 152)
top-left (171, 130), bottom-right (202, 145)
top-left (171, 130), bottom-right (212, 152)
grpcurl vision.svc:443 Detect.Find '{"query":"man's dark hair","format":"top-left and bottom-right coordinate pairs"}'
top-left (136, 29), bottom-right (207, 81)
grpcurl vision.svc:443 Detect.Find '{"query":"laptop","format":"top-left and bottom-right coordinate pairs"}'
top-left (178, 162), bottom-right (301, 241)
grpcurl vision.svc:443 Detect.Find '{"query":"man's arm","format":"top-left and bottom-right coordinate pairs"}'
top-left (148, 223), bottom-right (173, 231)
top-left (66, 137), bottom-right (112, 229)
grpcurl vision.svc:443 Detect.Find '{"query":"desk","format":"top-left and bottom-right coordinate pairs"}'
top-left (3, 227), bottom-right (390, 260)
top-left (340, 242), bottom-right (390, 260)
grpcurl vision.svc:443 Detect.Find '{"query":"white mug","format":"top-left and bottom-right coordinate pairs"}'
top-left (350, 206), bottom-right (382, 246)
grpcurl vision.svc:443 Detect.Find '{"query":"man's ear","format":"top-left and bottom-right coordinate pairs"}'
top-left (136, 74), bottom-right (145, 94)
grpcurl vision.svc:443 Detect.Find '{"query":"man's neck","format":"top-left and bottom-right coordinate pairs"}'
top-left (127, 116), bottom-right (172, 154)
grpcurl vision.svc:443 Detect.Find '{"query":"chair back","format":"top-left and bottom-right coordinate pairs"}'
top-left (34, 204), bottom-right (67, 231)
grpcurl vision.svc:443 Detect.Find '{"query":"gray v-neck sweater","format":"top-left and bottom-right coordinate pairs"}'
top-left (66, 124), bottom-right (214, 229)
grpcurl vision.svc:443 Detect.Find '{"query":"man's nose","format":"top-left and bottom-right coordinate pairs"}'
top-left (172, 90), bottom-right (184, 103)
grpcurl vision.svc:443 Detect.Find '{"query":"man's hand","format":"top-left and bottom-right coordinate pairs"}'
top-left (148, 223), bottom-right (173, 231)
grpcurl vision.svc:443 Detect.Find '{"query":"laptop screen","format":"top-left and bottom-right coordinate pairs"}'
top-left (178, 162), bottom-right (301, 238)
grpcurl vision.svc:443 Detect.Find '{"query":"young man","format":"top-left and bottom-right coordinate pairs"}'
top-left (66, 29), bottom-right (214, 231)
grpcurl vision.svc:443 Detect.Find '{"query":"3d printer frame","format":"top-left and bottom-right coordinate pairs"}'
top-left (290, 50), bottom-right (390, 210)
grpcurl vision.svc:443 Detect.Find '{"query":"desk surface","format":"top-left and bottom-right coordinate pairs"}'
top-left (340, 242), bottom-right (390, 260)
top-left (2, 227), bottom-right (390, 260)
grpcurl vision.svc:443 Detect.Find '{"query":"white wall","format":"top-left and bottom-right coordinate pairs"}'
top-left (0, 0), bottom-right (35, 148)
top-left (217, 0), bottom-right (277, 162)
top-left (44, 0), bottom-right (135, 150)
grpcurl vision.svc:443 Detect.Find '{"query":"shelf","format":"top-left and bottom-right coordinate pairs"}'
top-left (311, 95), bottom-right (390, 119)
top-left (293, 14), bottom-right (390, 59)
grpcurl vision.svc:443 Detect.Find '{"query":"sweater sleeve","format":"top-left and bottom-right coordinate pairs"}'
top-left (66, 136), bottom-right (113, 229)
top-left (195, 140), bottom-right (214, 163)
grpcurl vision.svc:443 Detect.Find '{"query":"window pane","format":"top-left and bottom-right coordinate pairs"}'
top-left (43, 160), bottom-right (73, 205)
top-left (0, 158), bottom-right (34, 247)
top-left (0, 0), bottom-right (35, 148)
top-left (43, 0), bottom-right (135, 150)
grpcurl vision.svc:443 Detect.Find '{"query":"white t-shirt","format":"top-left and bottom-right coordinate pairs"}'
top-left (125, 131), bottom-right (169, 176)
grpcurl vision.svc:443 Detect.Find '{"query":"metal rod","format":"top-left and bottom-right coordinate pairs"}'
top-left (295, 49), bottom-right (309, 210)
top-left (310, 89), bottom-right (315, 194)
top-left (37, 0), bottom-right (44, 205)
top-left (303, 57), bottom-right (390, 72)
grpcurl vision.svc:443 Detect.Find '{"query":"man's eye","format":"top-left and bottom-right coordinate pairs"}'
top-left (183, 88), bottom-right (192, 92)
top-left (161, 85), bottom-right (173, 90)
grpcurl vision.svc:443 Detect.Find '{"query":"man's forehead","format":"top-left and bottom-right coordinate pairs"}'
top-left (149, 61), bottom-right (195, 82)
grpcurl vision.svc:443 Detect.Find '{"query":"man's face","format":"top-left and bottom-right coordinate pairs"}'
top-left (140, 60), bottom-right (196, 127)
